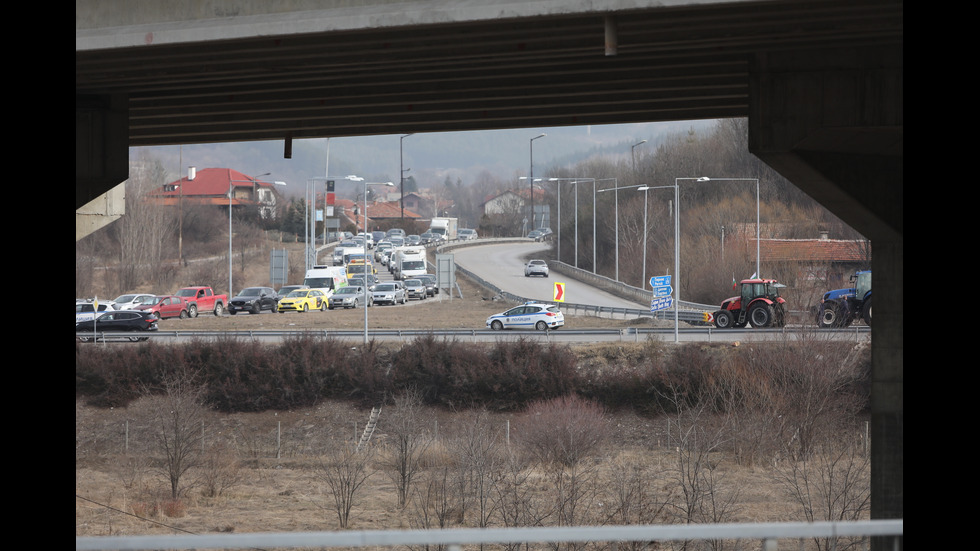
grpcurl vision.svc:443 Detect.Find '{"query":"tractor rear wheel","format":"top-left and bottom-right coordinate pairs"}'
top-left (818, 301), bottom-right (842, 328)
top-left (749, 303), bottom-right (773, 328)
top-left (862, 297), bottom-right (872, 327)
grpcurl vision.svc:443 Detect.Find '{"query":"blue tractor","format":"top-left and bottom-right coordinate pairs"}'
top-left (816, 270), bottom-right (872, 328)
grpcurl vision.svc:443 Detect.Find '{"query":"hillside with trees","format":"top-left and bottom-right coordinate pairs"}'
top-left (77, 119), bottom-right (867, 310)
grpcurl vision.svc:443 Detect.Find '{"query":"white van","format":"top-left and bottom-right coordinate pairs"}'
top-left (303, 266), bottom-right (348, 298)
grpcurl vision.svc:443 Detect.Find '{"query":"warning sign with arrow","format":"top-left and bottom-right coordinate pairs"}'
top-left (554, 282), bottom-right (565, 302)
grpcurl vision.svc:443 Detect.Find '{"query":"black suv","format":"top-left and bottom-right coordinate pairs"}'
top-left (228, 287), bottom-right (280, 314)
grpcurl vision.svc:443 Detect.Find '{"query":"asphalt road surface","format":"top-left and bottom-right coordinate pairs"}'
top-left (451, 241), bottom-right (648, 309)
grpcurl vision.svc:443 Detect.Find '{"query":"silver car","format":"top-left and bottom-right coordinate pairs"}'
top-left (524, 259), bottom-right (550, 277)
top-left (328, 286), bottom-right (373, 309)
top-left (371, 282), bottom-right (407, 305)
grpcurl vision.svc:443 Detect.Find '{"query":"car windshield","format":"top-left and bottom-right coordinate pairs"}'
top-left (113, 294), bottom-right (137, 302)
top-left (286, 290), bottom-right (308, 298)
top-left (405, 280), bottom-right (422, 287)
top-left (239, 288), bottom-right (262, 296)
top-left (375, 284), bottom-right (395, 291)
top-left (338, 287), bottom-right (359, 294)
top-left (145, 296), bottom-right (165, 305)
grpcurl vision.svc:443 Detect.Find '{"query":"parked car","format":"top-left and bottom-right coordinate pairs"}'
top-left (110, 293), bottom-right (156, 310)
top-left (524, 259), bottom-right (550, 277)
top-left (403, 278), bottom-right (427, 300)
top-left (328, 285), bottom-right (373, 309)
top-left (277, 288), bottom-right (327, 312)
top-left (416, 273), bottom-right (438, 296)
top-left (136, 295), bottom-right (192, 319)
top-left (228, 286), bottom-right (280, 314)
top-left (371, 282), bottom-right (407, 305)
top-left (457, 228), bottom-right (479, 240)
top-left (76, 301), bottom-right (111, 322)
top-left (76, 310), bottom-right (160, 341)
top-left (486, 302), bottom-right (564, 331)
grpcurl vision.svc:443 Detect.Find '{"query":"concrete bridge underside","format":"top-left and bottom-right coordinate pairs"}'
top-left (76, 0), bottom-right (902, 534)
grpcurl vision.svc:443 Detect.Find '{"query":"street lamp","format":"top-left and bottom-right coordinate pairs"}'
top-left (359, 178), bottom-right (394, 345)
top-left (307, 175), bottom-right (363, 272)
top-left (546, 177), bottom-right (594, 268)
top-left (636, 183), bottom-right (680, 343)
top-left (595, 178), bottom-right (619, 279)
top-left (518, 176), bottom-right (542, 237)
top-left (400, 134), bottom-right (413, 220)
top-left (228, 173), bottom-right (285, 298)
top-left (631, 140), bottom-right (647, 176)
top-left (529, 133), bottom-right (546, 230)
top-left (629, 139), bottom-right (647, 281)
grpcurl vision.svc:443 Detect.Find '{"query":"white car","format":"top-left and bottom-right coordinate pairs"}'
top-left (524, 259), bottom-right (550, 277)
top-left (456, 228), bottom-right (480, 240)
top-left (75, 301), bottom-right (111, 322)
top-left (486, 302), bottom-right (564, 331)
top-left (110, 293), bottom-right (156, 310)
top-left (458, 228), bottom-right (479, 240)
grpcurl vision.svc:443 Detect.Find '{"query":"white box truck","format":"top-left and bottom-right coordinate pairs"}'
top-left (428, 217), bottom-right (458, 241)
top-left (393, 246), bottom-right (428, 280)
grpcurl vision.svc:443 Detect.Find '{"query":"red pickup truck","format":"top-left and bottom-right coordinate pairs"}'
top-left (174, 286), bottom-right (228, 317)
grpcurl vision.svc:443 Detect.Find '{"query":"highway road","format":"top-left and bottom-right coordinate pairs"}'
top-left (451, 241), bottom-right (648, 310)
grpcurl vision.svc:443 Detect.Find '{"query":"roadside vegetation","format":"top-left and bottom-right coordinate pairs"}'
top-left (77, 335), bottom-right (872, 548)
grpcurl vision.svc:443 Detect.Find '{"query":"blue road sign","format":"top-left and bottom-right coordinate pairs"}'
top-left (650, 275), bottom-right (671, 288)
top-left (651, 296), bottom-right (673, 311)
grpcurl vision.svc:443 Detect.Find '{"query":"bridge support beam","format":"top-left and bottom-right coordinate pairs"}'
top-left (76, 94), bottom-right (129, 210)
top-left (748, 44), bottom-right (902, 544)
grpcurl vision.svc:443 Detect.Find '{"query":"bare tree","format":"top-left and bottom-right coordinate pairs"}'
top-left (113, 154), bottom-right (176, 291)
top-left (514, 395), bottom-right (609, 467)
top-left (774, 438), bottom-right (871, 551)
top-left (199, 441), bottom-right (245, 498)
top-left (150, 369), bottom-right (210, 499)
top-left (379, 389), bottom-right (433, 508)
top-left (658, 379), bottom-right (741, 550)
top-left (492, 448), bottom-right (548, 551)
top-left (317, 442), bottom-right (376, 528)
top-left (447, 409), bottom-right (503, 528)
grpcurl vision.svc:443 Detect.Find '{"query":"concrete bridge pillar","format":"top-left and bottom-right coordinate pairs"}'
top-left (748, 43), bottom-right (903, 543)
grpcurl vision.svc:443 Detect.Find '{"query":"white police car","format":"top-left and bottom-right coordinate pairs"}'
top-left (486, 302), bottom-right (564, 331)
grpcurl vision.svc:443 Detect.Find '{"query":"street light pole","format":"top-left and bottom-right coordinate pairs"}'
top-left (629, 140), bottom-right (647, 282)
top-left (400, 134), bottom-right (413, 220)
top-left (529, 134), bottom-right (546, 231)
top-left (360, 178), bottom-right (394, 345)
top-left (228, 172), bottom-right (281, 298)
top-left (596, 178), bottom-right (618, 280)
top-left (636, 183), bottom-right (680, 343)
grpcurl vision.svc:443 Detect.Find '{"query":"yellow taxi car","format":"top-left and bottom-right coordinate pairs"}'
top-left (276, 288), bottom-right (327, 313)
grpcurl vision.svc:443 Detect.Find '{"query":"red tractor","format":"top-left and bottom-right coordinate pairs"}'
top-left (713, 278), bottom-right (787, 329)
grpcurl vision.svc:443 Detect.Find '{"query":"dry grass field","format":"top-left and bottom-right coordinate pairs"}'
top-left (76, 395), bottom-right (810, 540)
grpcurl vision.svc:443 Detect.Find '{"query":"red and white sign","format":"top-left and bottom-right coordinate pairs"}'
top-left (554, 282), bottom-right (565, 302)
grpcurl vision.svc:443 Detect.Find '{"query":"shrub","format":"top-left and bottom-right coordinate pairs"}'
top-left (513, 394), bottom-right (609, 466)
